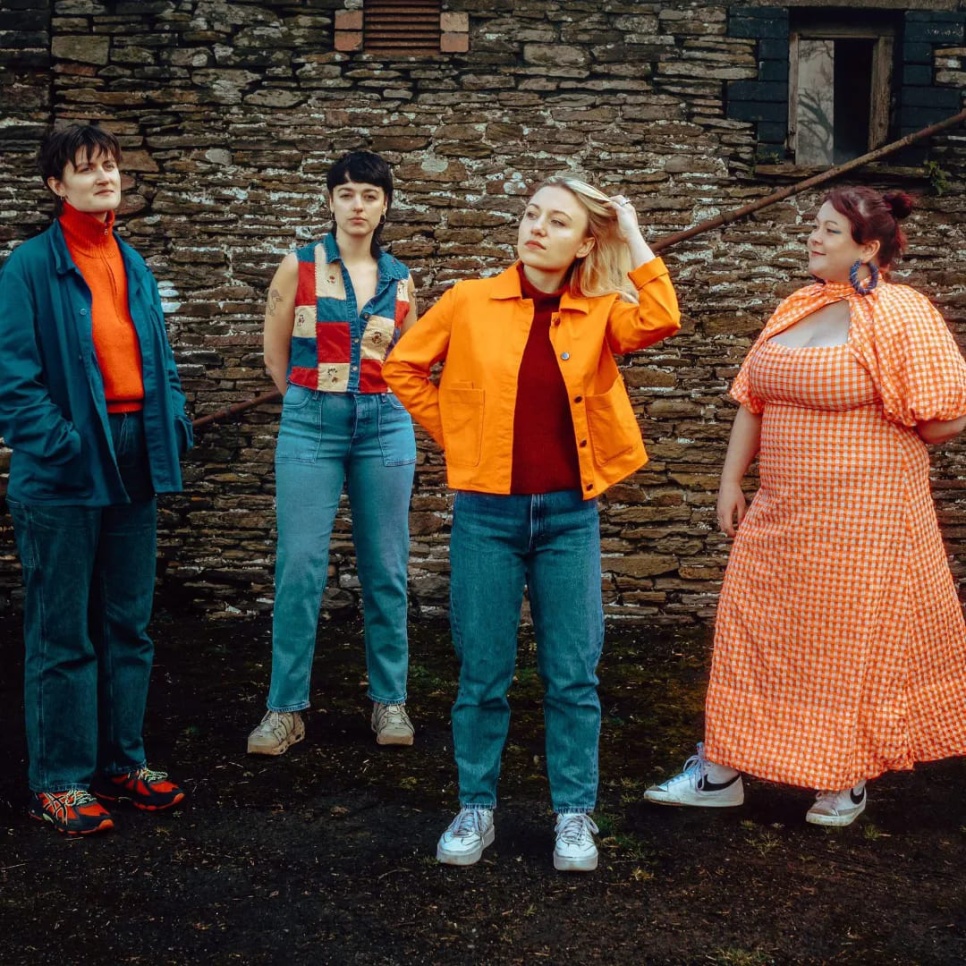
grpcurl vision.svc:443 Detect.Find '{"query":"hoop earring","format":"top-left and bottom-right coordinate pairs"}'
top-left (849, 260), bottom-right (879, 295)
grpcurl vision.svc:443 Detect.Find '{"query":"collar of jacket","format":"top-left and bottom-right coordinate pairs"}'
top-left (491, 262), bottom-right (592, 315)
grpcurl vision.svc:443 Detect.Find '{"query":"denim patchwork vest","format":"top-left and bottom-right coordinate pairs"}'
top-left (288, 233), bottom-right (411, 394)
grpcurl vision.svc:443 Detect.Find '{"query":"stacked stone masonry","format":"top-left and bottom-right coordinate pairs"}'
top-left (1, 0), bottom-right (965, 624)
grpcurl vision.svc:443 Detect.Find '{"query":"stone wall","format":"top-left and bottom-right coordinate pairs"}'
top-left (1, 0), bottom-right (965, 623)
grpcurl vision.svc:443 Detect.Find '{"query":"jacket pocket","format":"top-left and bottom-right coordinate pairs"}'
top-left (439, 386), bottom-right (484, 467)
top-left (16, 449), bottom-right (93, 501)
top-left (585, 376), bottom-right (640, 464)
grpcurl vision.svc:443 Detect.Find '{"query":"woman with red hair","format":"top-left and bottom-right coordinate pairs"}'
top-left (646, 186), bottom-right (966, 826)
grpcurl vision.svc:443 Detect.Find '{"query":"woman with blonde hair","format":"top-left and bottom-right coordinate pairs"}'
top-left (384, 175), bottom-right (680, 871)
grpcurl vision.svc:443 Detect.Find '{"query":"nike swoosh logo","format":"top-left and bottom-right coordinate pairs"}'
top-left (699, 774), bottom-right (741, 793)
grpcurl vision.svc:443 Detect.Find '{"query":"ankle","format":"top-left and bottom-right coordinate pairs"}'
top-left (705, 761), bottom-right (740, 783)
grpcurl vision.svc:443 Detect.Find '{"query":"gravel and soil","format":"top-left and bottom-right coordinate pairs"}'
top-left (1, 610), bottom-right (965, 964)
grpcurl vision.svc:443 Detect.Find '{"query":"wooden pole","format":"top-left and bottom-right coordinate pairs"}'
top-left (191, 389), bottom-right (281, 429)
top-left (650, 107), bottom-right (966, 253)
top-left (191, 108), bottom-right (966, 430)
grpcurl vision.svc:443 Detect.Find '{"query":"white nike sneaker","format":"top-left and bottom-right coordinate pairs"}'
top-left (806, 781), bottom-right (867, 827)
top-left (643, 743), bottom-right (744, 807)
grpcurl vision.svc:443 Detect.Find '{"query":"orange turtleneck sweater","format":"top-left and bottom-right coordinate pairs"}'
top-left (60, 202), bottom-right (144, 413)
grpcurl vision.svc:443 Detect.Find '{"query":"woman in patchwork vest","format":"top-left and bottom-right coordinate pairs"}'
top-left (248, 151), bottom-right (419, 755)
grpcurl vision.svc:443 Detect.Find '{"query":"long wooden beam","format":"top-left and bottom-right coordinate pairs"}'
top-left (192, 108), bottom-right (966, 430)
top-left (651, 108), bottom-right (966, 252)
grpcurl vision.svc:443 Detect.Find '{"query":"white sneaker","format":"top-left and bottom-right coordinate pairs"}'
top-left (371, 702), bottom-right (415, 746)
top-left (553, 813), bottom-right (599, 872)
top-left (436, 808), bottom-right (495, 866)
top-left (806, 781), bottom-right (867, 827)
top-left (643, 743), bottom-right (744, 807)
top-left (246, 710), bottom-right (305, 755)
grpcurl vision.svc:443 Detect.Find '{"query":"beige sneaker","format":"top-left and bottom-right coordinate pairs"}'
top-left (371, 702), bottom-right (414, 746)
top-left (246, 710), bottom-right (305, 755)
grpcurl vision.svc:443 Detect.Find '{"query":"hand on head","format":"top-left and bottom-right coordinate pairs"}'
top-left (609, 194), bottom-right (641, 241)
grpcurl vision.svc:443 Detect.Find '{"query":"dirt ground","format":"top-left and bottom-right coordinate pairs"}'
top-left (1, 609), bottom-right (965, 965)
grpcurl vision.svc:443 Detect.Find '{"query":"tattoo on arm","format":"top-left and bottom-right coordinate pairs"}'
top-left (267, 288), bottom-right (283, 317)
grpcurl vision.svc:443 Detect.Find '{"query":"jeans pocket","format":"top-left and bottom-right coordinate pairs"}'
top-left (282, 384), bottom-right (314, 412)
top-left (276, 389), bottom-right (322, 463)
top-left (378, 395), bottom-right (416, 467)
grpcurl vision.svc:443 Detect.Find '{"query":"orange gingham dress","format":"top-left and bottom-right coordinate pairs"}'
top-left (705, 280), bottom-right (966, 790)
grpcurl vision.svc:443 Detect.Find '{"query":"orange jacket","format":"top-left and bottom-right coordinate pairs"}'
top-left (383, 258), bottom-right (680, 499)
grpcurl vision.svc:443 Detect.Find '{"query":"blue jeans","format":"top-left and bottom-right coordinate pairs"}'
top-left (9, 412), bottom-right (158, 793)
top-left (449, 489), bottom-right (604, 814)
top-left (269, 388), bottom-right (415, 711)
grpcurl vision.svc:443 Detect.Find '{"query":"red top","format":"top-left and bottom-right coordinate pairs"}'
top-left (60, 203), bottom-right (144, 413)
top-left (511, 265), bottom-right (581, 494)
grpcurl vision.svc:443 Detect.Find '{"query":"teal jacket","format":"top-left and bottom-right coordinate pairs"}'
top-left (0, 221), bottom-right (192, 505)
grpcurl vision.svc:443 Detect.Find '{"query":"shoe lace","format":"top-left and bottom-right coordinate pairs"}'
top-left (681, 741), bottom-right (709, 788)
top-left (52, 789), bottom-right (97, 807)
top-left (448, 809), bottom-right (488, 839)
top-left (257, 711), bottom-right (289, 737)
top-left (130, 766), bottom-right (169, 784)
top-left (377, 703), bottom-right (409, 727)
top-left (556, 813), bottom-right (599, 846)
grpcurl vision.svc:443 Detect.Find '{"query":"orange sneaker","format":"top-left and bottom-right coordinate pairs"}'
top-left (91, 766), bottom-right (185, 812)
top-left (28, 789), bottom-right (114, 836)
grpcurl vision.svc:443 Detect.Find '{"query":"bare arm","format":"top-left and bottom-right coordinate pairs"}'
top-left (917, 415), bottom-right (966, 445)
top-left (400, 276), bottom-right (419, 336)
top-left (717, 405), bottom-right (763, 538)
top-left (263, 253), bottom-right (298, 396)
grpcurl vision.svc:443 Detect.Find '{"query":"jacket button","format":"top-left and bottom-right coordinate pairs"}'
top-left (580, 439), bottom-right (587, 447)
top-left (574, 395), bottom-right (582, 403)
top-left (561, 352), bottom-right (570, 361)
top-left (585, 483), bottom-right (593, 491)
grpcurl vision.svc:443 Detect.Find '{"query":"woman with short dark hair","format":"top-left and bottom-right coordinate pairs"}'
top-left (247, 151), bottom-right (420, 756)
top-left (0, 123), bottom-right (192, 835)
top-left (645, 186), bottom-right (966, 826)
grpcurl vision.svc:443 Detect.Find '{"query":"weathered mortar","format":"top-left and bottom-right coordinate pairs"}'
top-left (1, 0), bottom-right (965, 624)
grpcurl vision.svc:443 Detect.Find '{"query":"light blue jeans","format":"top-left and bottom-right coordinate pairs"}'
top-left (9, 412), bottom-right (157, 793)
top-left (268, 387), bottom-right (416, 711)
top-left (449, 489), bottom-right (604, 814)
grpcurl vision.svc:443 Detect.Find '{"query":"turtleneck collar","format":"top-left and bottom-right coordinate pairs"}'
top-left (517, 261), bottom-right (566, 305)
top-left (59, 202), bottom-right (117, 255)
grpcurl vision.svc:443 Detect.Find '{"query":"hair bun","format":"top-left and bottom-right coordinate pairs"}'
top-left (884, 191), bottom-right (915, 220)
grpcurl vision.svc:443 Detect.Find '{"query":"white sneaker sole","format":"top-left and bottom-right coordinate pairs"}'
top-left (374, 730), bottom-right (414, 747)
top-left (554, 850), bottom-right (598, 872)
top-left (246, 723), bottom-right (305, 756)
top-left (436, 826), bottom-right (495, 866)
top-left (806, 800), bottom-right (866, 827)
top-left (643, 787), bottom-right (744, 808)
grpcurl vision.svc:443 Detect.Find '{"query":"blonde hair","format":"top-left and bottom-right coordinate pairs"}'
top-left (534, 175), bottom-right (637, 303)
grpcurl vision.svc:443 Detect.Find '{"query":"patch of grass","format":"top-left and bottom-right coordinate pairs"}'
top-left (603, 832), bottom-right (650, 860)
top-left (594, 811), bottom-right (619, 836)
